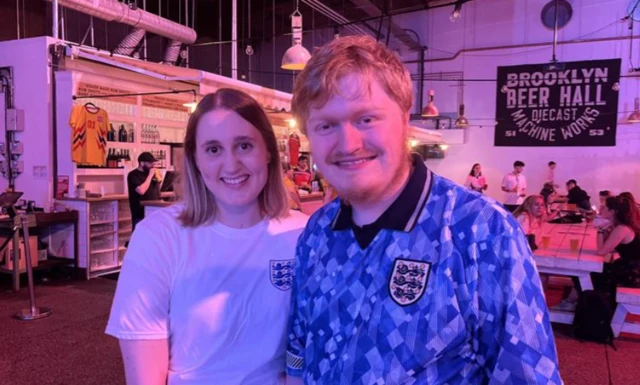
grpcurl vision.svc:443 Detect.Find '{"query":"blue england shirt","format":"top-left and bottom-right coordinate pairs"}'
top-left (286, 155), bottom-right (563, 384)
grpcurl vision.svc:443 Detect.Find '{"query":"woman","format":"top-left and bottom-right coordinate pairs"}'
top-left (283, 163), bottom-right (302, 211)
top-left (512, 195), bottom-right (546, 249)
top-left (106, 89), bottom-right (308, 385)
top-left (593, 195), bottom-right (640, 300)
top-left (464, 163), bottom-right (488, 193)
top-left (598, 190), bottom-right (612, 214)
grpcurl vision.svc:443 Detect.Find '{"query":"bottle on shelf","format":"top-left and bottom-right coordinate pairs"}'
top-left (118, 124), bottom-right (128, 142)
top-left (128, 125), bottom-right (135, 143)
top-left (107, 124), bottom-right (116, 142)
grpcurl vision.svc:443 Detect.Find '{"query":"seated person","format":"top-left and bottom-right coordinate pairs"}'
top-left (592, 195), bottom-right (640, 304)
top-left (620, 191), bottom-right (640, 212)
top-left (512, 195), bottom-right (546, 250)
top-left (566, 179), bottom-right (592, 211)
top-left (593, 190), bottom-right (613, 229)
top-left (540, 182), bottom-right (560, 215)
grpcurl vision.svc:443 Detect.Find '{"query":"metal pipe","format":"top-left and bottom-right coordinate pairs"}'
top-left (232, 0), bottom-right (238, 79)
top-left (218, 0), bottom-right (222, 74)
top-left (53, 0), bottom-right (59, 39)
top-left (403, 34), bottom-right (640, 64)
top-left (552, 0), bottom-right (559, 62)
top-left (16, 0), bottom-right (20, 39)
top-left (45, 0), bottom-right (197, 44)
top-left (90, 16), bottom-right (95, 46)
top-left (143, 0), bottom-right (147, 59)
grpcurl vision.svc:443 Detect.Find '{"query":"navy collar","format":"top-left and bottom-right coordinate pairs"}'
top-left (331, 154), bottom-right (432, 233)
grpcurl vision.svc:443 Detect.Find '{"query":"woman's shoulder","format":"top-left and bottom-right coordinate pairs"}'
top-left (269, 210), bottom-right (309, 233)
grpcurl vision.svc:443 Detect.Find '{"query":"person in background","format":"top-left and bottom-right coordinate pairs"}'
top-left (286, 35), bottom-right (561, 385)
top-left (513, 195), bottom-right (546, 236)
top-left (566, 179), bottom-right (592, 211)
top-left (127, 152), bottom-right (162, 231)
top-left (283, 163), bottom-right (302, 211)
top-left (513, 195), bottom-right (546, 251)
top-left (593, 195), bottom-right (640, 303)
top-left (106, 89), bottom-right (308, 385)
top-left (546, 161), bottom-right (559, 188)
top-left (501, 160), bottom-right (527, 212)
top-left (293, 155), bottom-right (312, 190)
top-left (620, 191), bottom-right (640, 212)
top-left (464, 163), bottom-right (488, 193)
top-left (598, 190), bottom-right (613, 214)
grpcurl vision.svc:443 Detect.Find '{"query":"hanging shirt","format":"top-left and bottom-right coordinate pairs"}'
top-left (286, 155), bottom-right (562, 385)
top-left (69, 104), bottom-right (109, 166)
top-left (289, 135), bottom-right (301, 167)
top-left (106, 205), bottom-right (309, 385)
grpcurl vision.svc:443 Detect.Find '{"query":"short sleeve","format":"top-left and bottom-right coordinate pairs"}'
top-left (474, 216), bottom-right (562, 384)
top-left (69, 105), bottom-right (80, 129)
top-left (286, 233), bottom-right (309, 377)
top-left (501, 175), bottom-right (509, 189)
top-left (516, 214), bottom-right (530, 234)
top-left (127, 171), bottom-right (145, 192)
top-left (105, 220), bottom-right (174, 340)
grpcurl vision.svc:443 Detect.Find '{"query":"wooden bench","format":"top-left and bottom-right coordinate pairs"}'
top-left (611, 287), bottom-right (640, 338)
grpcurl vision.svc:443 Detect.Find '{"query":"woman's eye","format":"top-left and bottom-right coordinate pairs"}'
top-left (239, 142), bottom-right (253, 151)
top-left (206, 146), bottom-right (220, 155)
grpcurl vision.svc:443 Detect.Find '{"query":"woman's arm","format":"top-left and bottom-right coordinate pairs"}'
top-left (596, 226), bottom-right (627, 256)
top-left (120, 339), bottom-right (169, 385)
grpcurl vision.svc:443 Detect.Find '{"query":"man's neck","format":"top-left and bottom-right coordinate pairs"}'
top-left (351, 164), bottom-right (413, 227)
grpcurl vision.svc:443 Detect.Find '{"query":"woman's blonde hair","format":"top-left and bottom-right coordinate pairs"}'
top-left (291, 35), bottom-right (413, 134)
top-left (513, 195), bottom-right (545, 226)
top-left (178, 88), bottom-right (289, 227)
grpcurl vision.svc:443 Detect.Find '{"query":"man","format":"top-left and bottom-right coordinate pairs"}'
top-left (286, 36), bottom-right (561, 384)
top-left (501, 160), bottom-right (527, 212)
top-left (566, 179), bottom-right (592, 211)
top-left (546, 161), bottom-right (559, 188)
top-left (293, 155), bottom-right (313, 190)
top-left (127, 152), bottom-right (161, 230)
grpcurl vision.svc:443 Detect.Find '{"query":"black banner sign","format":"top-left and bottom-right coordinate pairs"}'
top-left (494, 59), bottom-right (621, 146)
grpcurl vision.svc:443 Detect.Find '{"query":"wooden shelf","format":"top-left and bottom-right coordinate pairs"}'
top-left (89, 265), bottom-right (120, 278)
top-left (76, 168), bottom-right (125, 177)
top-left (90, 247), bottom-right (117, 255)
top-left (118, 229), bottom-right (132, 235)
top-left (0, 256), bottom-right (74, 274)
top-left (90, 219), bottom-right (115, 226)
top-left (118, 217), bottom-right (132, 222)
top-left (90, 230), bottom-right (116, 238)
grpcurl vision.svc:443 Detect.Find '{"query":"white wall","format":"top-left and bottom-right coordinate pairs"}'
top-left (396, 0), bottom-right (640, 201)
top-left (0, 37), bottom-right (54, 208)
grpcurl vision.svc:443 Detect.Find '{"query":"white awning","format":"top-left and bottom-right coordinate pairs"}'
top-left (410, 125), bottom-right (444, 144)
top-left (66, 45), bottom-right (292, 112)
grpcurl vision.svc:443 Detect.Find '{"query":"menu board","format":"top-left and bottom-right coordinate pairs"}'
top-left (76, 82), bottom-right (137, 105)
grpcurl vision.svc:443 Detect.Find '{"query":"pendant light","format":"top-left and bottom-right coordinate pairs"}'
top-left (421, 90), bottom-right (439, 117)
top-left (281, 0), bottom-right (311, 71)
top-left (628, 97), bottom-right (640, 123)
top-left (455, 104), bottom-right (469, 127)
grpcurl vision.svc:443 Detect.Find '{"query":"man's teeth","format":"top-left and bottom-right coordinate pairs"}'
top-left (339, 157), bottom-right (373, 166)
top-left (222, 176), bottom-right (249, 184)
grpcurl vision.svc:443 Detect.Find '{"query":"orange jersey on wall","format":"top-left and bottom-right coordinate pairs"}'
top-left (69, 105), bottom-right (109, 166)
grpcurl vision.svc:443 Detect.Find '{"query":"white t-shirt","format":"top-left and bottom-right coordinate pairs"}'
top-left (106, 205), bottom-right (308, 385)
top-left (502, 172), bottom-right (527, 205)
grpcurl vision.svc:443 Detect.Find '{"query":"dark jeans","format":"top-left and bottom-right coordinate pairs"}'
top-left (573, 259), bottom-right (640, 305)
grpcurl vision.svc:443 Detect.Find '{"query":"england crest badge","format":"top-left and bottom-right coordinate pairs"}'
top-left (270, 260), bottom-right (294, 291)
top-left (389, 258), bottom-right (430, 306)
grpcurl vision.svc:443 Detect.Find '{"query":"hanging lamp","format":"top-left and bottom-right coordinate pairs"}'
top-left (281, 0), bottom-right (311, 70)
top-left (421, 90), bottom-right (439, 117)
top-left (628, 97), bottom-right (640, 123)
top-left (455, 104), bottom-right (469, 127)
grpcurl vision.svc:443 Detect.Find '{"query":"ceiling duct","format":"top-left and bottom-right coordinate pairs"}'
top-left (113, 27), bottom-right (146, 56)
top-left (47, 0), bottom-right (197, 45)
top-left (301, 0), bottom-right (370, 36)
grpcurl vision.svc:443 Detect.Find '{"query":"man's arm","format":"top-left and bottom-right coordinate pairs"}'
top-left (475, 217), bottom-right (563, 384)
top-left (119, 340), bottom-right (169, 385)
top-left (133, 169), bottom-right (156, 196)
